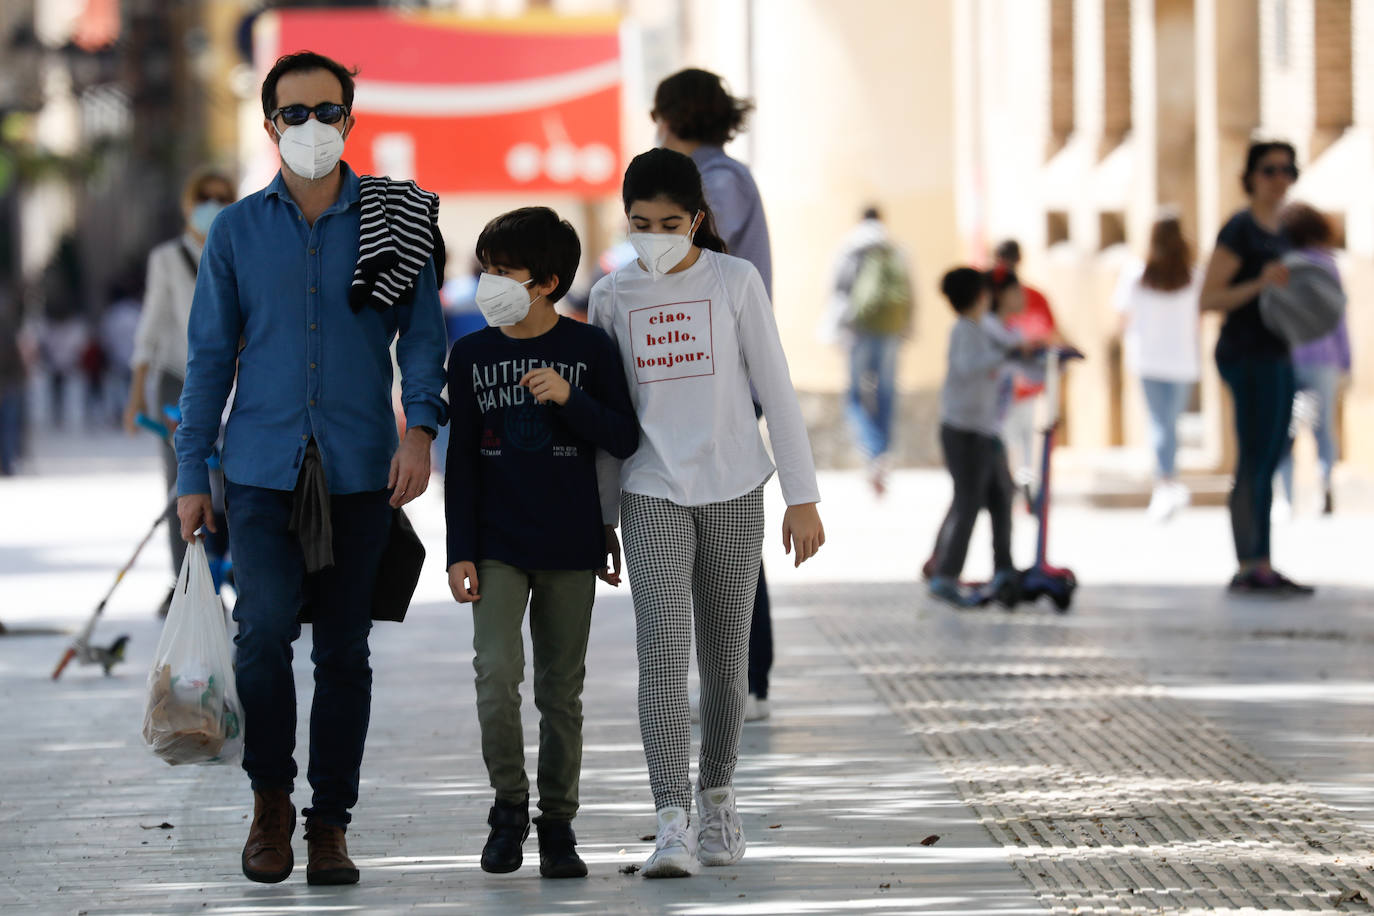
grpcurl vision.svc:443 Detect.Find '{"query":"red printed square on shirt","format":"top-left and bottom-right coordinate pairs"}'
top-left (628, 299), bottom-right (716, 384)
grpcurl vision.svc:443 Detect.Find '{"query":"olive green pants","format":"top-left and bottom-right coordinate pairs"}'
top-left (472, 559), bottom-right (596, 822)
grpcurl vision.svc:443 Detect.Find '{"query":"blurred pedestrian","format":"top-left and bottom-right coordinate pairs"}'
top-left (175, 51), bottom-right (446, 886)
top-left (0, 306), bottom-right (26, 475)
top-left (100, 280), bottom-right (141, 425)
top-left (1273, 202), bottom-right (1350, 517)
top-left (39, 312), bottom-right (85, 430)
top-left (992, 240), bottom-right (1064, 503)
top-left (652, 67), bottom-right (777, 720)
top-left (1199, 140), bottom-right (1312, 596)
top-left (125, 166), bottom-right (236, 587)
top-left (1111, 211), bottom-right (1201, 521)
top-left (590, 148), bottom-right (823, 877)
top-left (922, 267), bottom-right (1025, 584)
top-left (826, 206), bottom-right (915, 496)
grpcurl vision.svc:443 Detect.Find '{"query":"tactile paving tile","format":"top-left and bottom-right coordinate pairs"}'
top-left (814, 604), bottom-right (1374, 913)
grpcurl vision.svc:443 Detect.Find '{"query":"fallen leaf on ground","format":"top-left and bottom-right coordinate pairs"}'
top-left (640, 834), bottom-right (656, 842)
top-left (140, 823), bottom-right (175, 830)
top-left (920, 835), bottom-right (940, 846)
top-left (619, 864), bottom-right (640, 875)
top-left (1333, 889), bottom-right (1367, 904)
top-left (879, 883), bottom-right (891, 889)
top-left (768, 824), bottom-right (782, 829)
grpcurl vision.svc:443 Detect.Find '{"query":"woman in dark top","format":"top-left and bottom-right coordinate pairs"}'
top-left (1199, 140), bottom-right (1313, 596)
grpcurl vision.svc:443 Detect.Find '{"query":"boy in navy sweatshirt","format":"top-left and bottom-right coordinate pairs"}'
top-left (445, 208), bottom-right (638, 879)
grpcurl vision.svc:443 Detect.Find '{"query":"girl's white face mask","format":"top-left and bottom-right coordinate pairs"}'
top-left (274, 118), bottom-right (346, 181)
top-left (629, 211), bottom-right (700, 281)
top-left (475, 273), bottom-right (538, 327)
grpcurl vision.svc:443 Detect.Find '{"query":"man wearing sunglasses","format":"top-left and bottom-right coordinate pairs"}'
top-left (174, 51), bottom-right (447, 887)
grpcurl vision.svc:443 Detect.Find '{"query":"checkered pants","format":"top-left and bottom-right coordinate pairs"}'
top-left (621, 486), bottom-right (765, 811)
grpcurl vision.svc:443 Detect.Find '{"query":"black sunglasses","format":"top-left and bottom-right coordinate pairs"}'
top-left (1258, 164), bottom-right (1298, 179)
top-left (270, 102), bottom-right (349, 126)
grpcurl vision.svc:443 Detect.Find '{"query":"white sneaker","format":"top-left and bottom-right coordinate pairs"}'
top-left (743, 694), bottom-right (770, 722)
top-left (695, 784), bottom-right (746, 866)
top-left (641, 807), bottom-right (696, 878)
top-left (1169, 481), bottom-right (1191, 511)
top-left (1271, 496), bottom-right (1292, 523)
top-left (1146, 484), bottom-right (1175, 521)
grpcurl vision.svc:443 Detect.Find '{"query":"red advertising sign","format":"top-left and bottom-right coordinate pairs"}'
top-left (255, 10), bottom-right (621, 195)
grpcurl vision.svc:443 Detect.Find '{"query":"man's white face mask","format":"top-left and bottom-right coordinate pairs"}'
top-left (274, 118), bottom-right (346, 181)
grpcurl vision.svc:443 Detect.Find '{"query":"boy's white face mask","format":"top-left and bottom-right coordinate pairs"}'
top-left (475, 273), bottom-right (538, 327)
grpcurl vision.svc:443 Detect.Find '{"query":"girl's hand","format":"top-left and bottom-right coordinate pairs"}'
top-left (449, 561), bottom-right (480, 603)
top-left (782, 503), bottom-right (825, 567)
top-left (598, 525), bottom-right (623, 586)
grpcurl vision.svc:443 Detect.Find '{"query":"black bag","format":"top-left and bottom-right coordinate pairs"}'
top-left (370, 508), bottom-right (425, 623)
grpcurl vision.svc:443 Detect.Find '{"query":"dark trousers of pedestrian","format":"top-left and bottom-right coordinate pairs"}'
top-left (158, 374), bottom-right (188, 575)
top-left (935, 424), bottom-right (1013, 579)
top-left (225, 479), bottom-right (391, 827)
top-left (1218, 358), bottom-right (1295, 564)
top-left (931, 436), bottom-right (1015, 574)
top-left (0, 383), bottom-right (23, 475)
top-left (747, 565), bottom-right (771, 699)
top-left (471, 560), bottom-right (595, 823)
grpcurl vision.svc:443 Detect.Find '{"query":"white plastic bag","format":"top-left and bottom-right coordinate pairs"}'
top-left (142, 539), bottom-right (243, 765)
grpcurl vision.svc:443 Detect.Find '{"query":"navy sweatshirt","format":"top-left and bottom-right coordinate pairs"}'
top-left (445, 317), bottom-right (639, 571)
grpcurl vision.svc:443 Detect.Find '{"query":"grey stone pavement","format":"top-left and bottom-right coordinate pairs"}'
top-left (3, 429), bottom-right (1374, 914)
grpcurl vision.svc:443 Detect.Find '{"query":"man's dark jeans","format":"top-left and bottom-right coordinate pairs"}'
top-left (225, 480), bottom-right (391, 827)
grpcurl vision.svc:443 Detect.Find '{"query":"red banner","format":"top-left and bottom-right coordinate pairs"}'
top-left (256, 10), bottom-right (622, 195)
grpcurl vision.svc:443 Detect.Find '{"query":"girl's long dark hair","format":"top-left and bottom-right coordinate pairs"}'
top-left (1142, 215), bottom-right (1193, 292)
top-left (621, 148), bottom-right (729, 254)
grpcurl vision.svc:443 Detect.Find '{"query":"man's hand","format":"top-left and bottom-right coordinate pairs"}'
top-left (388, 427), bottom-right (432, 508)
top-left (781, 503), bottom-right (825, 568)
top-left (598, 525), bottom-right (622, 586)
top-left (448, 561), bottom-right (480, 603)
top-left (177, 494), bottom-right (216, 542)
top-left (520, 368), bottom-right (571, 406)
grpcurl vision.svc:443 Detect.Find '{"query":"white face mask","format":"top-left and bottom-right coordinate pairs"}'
top-left (274, 118), bottom-right (346, 181)
top-left (629, 211), bottom-right (700, 282)
top-left (475, 273), bottom-right (538, 327)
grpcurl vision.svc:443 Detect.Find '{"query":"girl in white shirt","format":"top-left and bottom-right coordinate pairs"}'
top-left (1112, 213), bottom-right (1201, 520)
top-left (590, 148), bottom-right (824, 878)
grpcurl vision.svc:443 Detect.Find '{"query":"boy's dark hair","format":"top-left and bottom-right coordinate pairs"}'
top-left (652, 68), bottom-right (753, 147)
top-left (1278, 200), bottom-right (1332, 249)
top-left (1241, 140), bottom-right (1298, 194)
top-left (993, 239), bottom-right (1021, 264)
top-left (940, 266), bottom-right (988, 314)
top-left (261, 51), bottom-right (359, 119)
top-left (861, 205), bottom-right (882, 221)
top-left (622, 148), bottom-right (729, 254)
top-left (474, 207), bottom-right (580, 303)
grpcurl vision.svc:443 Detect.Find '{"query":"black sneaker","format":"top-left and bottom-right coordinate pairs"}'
top-left (1270, 570), bottom-right (1315, 597)
top-left (535, 820), bottom-right (587, 878)
top-left (1323, 489), bottom-right (1334, 516)
top-left (481, 798), bottom-right (530, 873)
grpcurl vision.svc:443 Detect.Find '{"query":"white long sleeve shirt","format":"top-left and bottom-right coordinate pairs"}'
top-left (590, 249), bottom-right (820, 522)
top-left (130, 234), bottom-right (200, 378)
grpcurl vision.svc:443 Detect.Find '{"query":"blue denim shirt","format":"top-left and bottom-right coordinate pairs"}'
top-left (176, 164), bottom-right (447, 496)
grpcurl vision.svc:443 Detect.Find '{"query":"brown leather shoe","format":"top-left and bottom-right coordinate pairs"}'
top-left (242, 789), bottom-right (295, 883)
top-left (305, 818), bottom-right (360, 886)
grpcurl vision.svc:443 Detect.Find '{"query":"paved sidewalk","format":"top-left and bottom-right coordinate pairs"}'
top-left (3, 432), bottom-right (1374, 913)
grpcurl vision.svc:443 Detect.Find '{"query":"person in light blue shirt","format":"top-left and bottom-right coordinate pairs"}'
top-left (652, 68), bottom-right (776, 721)
top-left (174, 51), bottom-right (446, 887)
